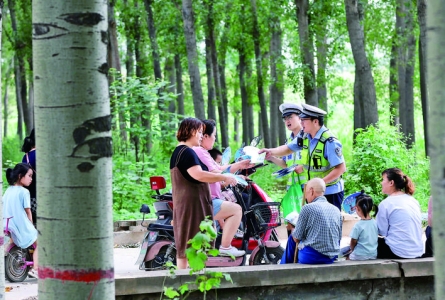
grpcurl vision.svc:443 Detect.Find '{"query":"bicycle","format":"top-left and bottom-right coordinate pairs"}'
top-left (4, 217), bottom-right (35, 282)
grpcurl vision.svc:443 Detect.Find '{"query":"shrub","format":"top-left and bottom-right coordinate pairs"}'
top-left (344, 124), bottom-right (430, 210)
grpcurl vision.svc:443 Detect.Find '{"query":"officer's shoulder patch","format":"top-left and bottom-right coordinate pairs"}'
top-left (335, 147), bottom-right (343, 158)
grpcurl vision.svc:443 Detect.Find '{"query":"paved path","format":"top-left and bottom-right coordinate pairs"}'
top-left (6, 226), bottom-right (351, 299)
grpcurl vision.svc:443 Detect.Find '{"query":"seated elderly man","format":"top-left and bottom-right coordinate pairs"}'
top-left (292, 178), bottom-right (342, 264)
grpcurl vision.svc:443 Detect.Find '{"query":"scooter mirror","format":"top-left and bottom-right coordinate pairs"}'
top-left (140, 204), bottom-right (151, 214)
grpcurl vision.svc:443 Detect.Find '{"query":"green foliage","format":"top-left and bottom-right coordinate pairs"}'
top-left (163, 218), bottom-right (233, 299)
top-left (110, 71), bottom-right (179, 221)
top-left (344, 124), bottom-right (430, 210)
top-left (2, 136), bottom-right (24, 192)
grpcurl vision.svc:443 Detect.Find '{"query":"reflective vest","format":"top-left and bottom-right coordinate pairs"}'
top-left (301, 129), bottom-right (340, 186)
top-left (284, 133), bottom-right (306, 187)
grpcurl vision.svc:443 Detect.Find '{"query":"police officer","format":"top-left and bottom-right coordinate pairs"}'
top-left (267, 103), bottom-right (303, 174)
top-left (260, 103), bottom-right (346, 210)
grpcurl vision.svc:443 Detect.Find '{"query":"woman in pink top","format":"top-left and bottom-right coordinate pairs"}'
top-left (193, 119), bottom-right (252, 251)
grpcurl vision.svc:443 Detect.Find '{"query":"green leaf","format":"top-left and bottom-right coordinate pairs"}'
top-left (163, 287), bottom-right (180, 299)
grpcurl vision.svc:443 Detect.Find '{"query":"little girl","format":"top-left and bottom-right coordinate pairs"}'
top-left (3, 163), bottom-right (38, 277)
top-left (343, 191), bottom-right (378, 260)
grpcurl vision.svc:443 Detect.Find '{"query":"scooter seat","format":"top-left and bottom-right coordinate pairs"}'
top-left (148, 223), bottom-right (173, 231)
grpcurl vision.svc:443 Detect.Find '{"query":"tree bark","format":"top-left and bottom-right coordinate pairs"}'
top-left (418, 0), bottom-right (428, 157)
top-left (295, 0), bottom-right (318, 106)
top-left (13, 54), bottom-right (24, 140)
top-left (238, 50), bottom-right (250, 145)
top-left (0, 2), bottom-right (5, 298)
top-left (316, 30), bottom-right (328, 125)
top-left (344, 0), bottom-right (378, 133)
top-left (144, 0), bottom-right (162, 81)
top-left (403, 1), bottom-right (416, 147)
top-left (205, 36), bottom-right (216, 120)
top-left (389, 41), bottom-right (399, 126)
top-left (206, 0), bottom-right (228, 148)
top-left (250, 0), bottom-right (270, 148)
top-left (175, 54), bottom-right (185, 116)
top-left (33, 1), bottom-right (114, 298)
top-left (107, 0), bottom-right (126, 143)
top-left (165, 56), bottom-right (176, 113)
top-left (269, 19), bottom-right (283, 148)
top-left (427, 1), bottom-right (445, 299)
top-left (181, 0), bottom-right (205, 119)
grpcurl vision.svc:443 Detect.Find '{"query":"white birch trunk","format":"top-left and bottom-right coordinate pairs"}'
top-left (427, 0), bottom-right (445, 298)
top-left (0, 1), bottom-right (4, 299)
top-left (33, 1), bottom-right (114, 299)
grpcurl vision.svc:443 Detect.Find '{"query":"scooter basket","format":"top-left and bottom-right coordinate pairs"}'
top-left (250, 202), bottom-right (281, 231)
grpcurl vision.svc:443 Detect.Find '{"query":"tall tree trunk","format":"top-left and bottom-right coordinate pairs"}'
top-left (396, 0), bottom-right (408, 136)
top-left (389, 42), bottom-right (399, 126)
top-left (0, 2), bottom-right (5, 298)
top-left (13, 55), bottom-right (24, 140)
top-left (175, 54), bottom-right (185, 116)
top-left (165, 56), bottom-right (176, 114)
top-left (218, 12), bottom-right (231, 128)
top-left (181, 0), bottom-right (205, 119)
top-left (316, 30), bottom-right (328, 125)
top-left (33, 1), bottom-right (114, 298)
top-left (403, 2), bottom-right (416, 147)
top-left (205, 36), bottom-right (216, 120)
top-left (427, 1), bottom-right (445, 299)
top-left (123, 0), bottom-right (135, 77)
top-left (418, 0), bottom-right (428, 157)
top-left (28, 81), bottom-right (34, 130)
top-left (3, 79), bottom-right (8, 138)
top-left (206, 0), bottom-right (228, 148)
top-left (144, 0), bottom-right (162, 81)
top-left (239, 51), bottom-right (250, 145)
top-left (295, 0), bottom-right (317, 106)
top-left (246, 60), bottom-right (255, 141)
top-left (344, 0), bottom-right (378, 134)
top-left (9, 0), bottom-right (30, 136)
top-left (107, 0), bottom-right (127, 143)
top-left (250, 0), bottom-right (271, 148)
top-left (269, 19), bottom-right (283, 148)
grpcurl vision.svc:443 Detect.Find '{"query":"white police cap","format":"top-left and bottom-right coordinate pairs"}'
top-left (279, 103), bottom-right (303, 117)
top-left (299, 103), bottom-right (327, 119)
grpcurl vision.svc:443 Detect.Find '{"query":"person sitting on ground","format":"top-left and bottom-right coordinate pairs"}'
top-left (341, 191), bottom-right (378, 260)
top-left (292, 178), bottom-right (341, 264)
top-left (280, 212), bottom-right (299, 264)
top-left (3, 163), bottom-right (39, 278)
top-left (376, 168), bottom-right (423, 259)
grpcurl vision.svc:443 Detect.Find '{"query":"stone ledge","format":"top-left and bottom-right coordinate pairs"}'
top-left (115, 258), bottom-right (434, 296)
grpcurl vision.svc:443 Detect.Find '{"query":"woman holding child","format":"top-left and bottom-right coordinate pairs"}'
top-left (376, 168), bottom-right (423, 259)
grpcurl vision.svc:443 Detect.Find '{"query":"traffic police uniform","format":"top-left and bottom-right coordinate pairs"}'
top-left (287, 103), bottom-right (345, 210)
top-left (279, 103), bottom-right (306, 188)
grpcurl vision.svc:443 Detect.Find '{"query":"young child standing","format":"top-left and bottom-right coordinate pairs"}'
top-left (3, 163), bottom-right (39, 277)
top-left (343, 192), bottom-right (378, 260)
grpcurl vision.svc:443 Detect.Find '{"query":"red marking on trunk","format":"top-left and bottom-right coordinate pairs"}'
top-left (38, 267), bottom-right (114, 282)
top-left (0, 237), bottom-right (4, 246)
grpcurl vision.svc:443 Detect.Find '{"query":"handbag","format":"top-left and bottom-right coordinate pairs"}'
top-left (281, 172), bottom-right (303, 217)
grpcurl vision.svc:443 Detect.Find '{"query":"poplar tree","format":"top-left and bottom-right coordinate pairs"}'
top-left (428, 0), bottom-right (445, 298)
top-left (33, 1), bottom-right (114, 299)
top-left (0, 1), bottom-right (4, 299)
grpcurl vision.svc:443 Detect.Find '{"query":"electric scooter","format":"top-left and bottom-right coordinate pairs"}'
top-left (136, 171), bottom-right (284, 270)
